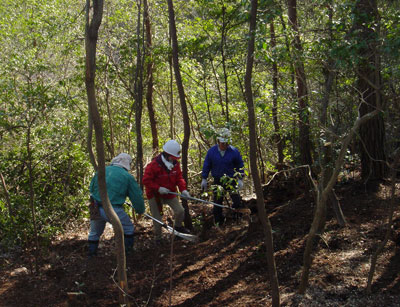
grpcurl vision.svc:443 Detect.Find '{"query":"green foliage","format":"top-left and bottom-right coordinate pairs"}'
top-left (0, 0), bottom-right (399, 252)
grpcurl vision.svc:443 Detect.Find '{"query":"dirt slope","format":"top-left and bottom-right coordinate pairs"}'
top-left (1, 179), bottom-right (400, 306)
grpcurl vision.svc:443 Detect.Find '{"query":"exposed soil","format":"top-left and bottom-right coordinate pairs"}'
top-left (1, 176), bottom-right (400, 306)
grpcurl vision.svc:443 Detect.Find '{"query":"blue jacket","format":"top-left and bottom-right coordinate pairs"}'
top-left (90, 165), bottom-right (145, 214)
top-left (202, 145), bottom-right (244, 180)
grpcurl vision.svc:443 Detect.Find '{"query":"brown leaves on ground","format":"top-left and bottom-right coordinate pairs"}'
top-left (1, 177), bottom-right (400, 306)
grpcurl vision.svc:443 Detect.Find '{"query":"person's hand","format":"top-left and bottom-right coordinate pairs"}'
top-left (237, 179), bottom-right (244, 190)
top-left (181, 190), bottom-right (191, 198)
top-left (201, 179), bottom-right (207, 191)
top-left (158, 187), bottom-right (170, 195)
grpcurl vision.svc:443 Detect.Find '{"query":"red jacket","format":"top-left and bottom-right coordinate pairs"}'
top-left (142, 154), bottom-right (187, 200)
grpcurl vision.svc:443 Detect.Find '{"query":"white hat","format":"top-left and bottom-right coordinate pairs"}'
top-left (217, 128), bottom-right (231, 143)
top-left (110, 153), bottom-right (132, 171)
top-left (163, 140), bottom-right (181, 158)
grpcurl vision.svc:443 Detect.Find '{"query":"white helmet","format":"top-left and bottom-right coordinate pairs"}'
top-left (217, 128), bottom-right (231, 143)
top-left (163, 140), bottom-right (181, 158)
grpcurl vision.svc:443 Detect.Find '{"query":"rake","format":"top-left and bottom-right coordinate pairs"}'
top-left (168, 192), bottom-right (251, 214)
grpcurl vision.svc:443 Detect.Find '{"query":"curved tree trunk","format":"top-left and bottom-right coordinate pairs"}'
top-left (245, 0), bottom-right (280, 305)
top-left (85, 1), bottom-right (130, 305)
top-left (167, 0), bottom-right (192, 229)
top-left (298, 110), bottom-right (379, 294)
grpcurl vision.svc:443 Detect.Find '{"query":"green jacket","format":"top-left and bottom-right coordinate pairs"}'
top-left (90, 165), bottom-right (145, 214)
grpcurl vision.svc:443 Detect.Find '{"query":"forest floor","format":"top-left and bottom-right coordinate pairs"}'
top-left (1, 173), bottom-right (400, 306)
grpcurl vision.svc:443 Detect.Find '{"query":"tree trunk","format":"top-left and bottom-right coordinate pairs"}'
top-left (144, 0), bottom-right (159, 155)
top-left (0, 172), bottom-right (14, 219)
top-left (245, 0), bottom-right (280, 305)
top-left (287, 0), bottom-right (313, 166)
top-left (366, 150), bottom-right (400, 293)
top-left (220, 4), bottom-right (229, 123)
top-left (26, 125), bottom-right (40, 274)
top-left (133, 0), bottom-right (144, 187)
top-left (87, 112), bottom-right (97, 171)
top-left (354, 0), bottom-right (387, 186)
top-left (298, 110), bottom-right (379, 294)
top-left (166, 0), bottom-right (192, 229)
top-left (85, 1), bottom-right (130, 305)
top-left (270, 21), bottom-right (284, 165)
top-left (317, 3), bottom-right (346, 228)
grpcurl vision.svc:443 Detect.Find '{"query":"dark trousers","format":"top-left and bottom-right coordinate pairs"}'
top-left (212, 178), bottom-right (242, 224)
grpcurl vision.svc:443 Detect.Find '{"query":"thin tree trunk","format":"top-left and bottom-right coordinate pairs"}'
top-left (0, 172), bottom-right (14, 219)
top-left (144, 0), bottom-right (158, 155)
top-left (166, 0), bottom-right (192, 229)
top-left (210, 58), bottom-right (225, 119)
top-left (245, 0), bottom-right (280, 305)
top-left (87, 112), bottom-right (97, 171)
top-left (287, 0), bottom-right (312, 166)
top-left (270, 21), bottom-right (284, 165)
top-left (366, 150), bottom-right (400, 293)
top-left (133, 0), bottom-right (144, 186)
top-left (168, 36), bottom-right (174, 139)
top-left (103, 62), bottom-right (115, 158)
top-left (85, 1), bottom-right (130, 305)
top-left (299, 109), bottom-right (380, 294)
top-left (220, 4), bottom-right (229, 123)
top-left (26, 125), bottom-right (40, 274)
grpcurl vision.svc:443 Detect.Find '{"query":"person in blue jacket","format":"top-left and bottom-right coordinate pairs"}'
top-left (88, 153), bottom-right (145, 257)
top-left (201, 128), bottom-right (244, 225)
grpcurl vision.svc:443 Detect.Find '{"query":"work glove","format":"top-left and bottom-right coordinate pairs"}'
top-left (201, 179), bottom-right (208, 191)
top-left (237, 179), bottom-right (244, 190)
top-left (158, 187), bottom-right (170, 195)
top-left (181, 190), bottom-right (191, 198)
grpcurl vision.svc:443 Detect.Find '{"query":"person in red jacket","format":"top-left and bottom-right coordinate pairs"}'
top-left (143, 140), bottom-right (191, 242)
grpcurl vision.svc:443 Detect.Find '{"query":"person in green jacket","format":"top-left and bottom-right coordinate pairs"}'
top-left (88, 153), bottom-right (145, 257)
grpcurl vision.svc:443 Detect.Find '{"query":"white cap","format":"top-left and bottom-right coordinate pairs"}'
top-left (110, 153), bottom-right (132, 171)
top-left (217, 128), bottom-right (231, 143)
top-left (163, 140), bottom-right (181, 158)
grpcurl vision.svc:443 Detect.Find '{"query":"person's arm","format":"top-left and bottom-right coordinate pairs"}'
top-left (128, 176), bottom-right (145, 214)
top-left (201, 150), bottom-right (212, 179)
top-left (142, 163), bottom-right (160, 194)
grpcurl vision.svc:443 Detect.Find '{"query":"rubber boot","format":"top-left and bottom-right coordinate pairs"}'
top-left (88, 240), bottom-right (99, 258)
top-left (124, 234), bottom-right (134, 255)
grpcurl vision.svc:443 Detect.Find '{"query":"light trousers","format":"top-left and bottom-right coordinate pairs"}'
top-left (148, 197), bottom-right (184, 239)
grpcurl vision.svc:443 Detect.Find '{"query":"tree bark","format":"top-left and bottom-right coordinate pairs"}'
top-left (287, 0), bottom-right (313, 166)
top-left (366, 150), bottom-right (400, 293)
top-left (245, 0), bottom-right (280, 305)
top-left (298, 109), bottom-right (379, 294)
top-left (220, 4), bottom-right (229, 123)
top-left (85, 1), bottom-right (130, 305)
top-left (353, 0), bottom-right (388, 185)
top-left (144, 0), bottom-right (159, 155)
top-left (166, 0), bottom-right (192, 229)
top-left (0, 172), bottom-right (14, 219)
top-left (270, 21), bottom-right (284, 165)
